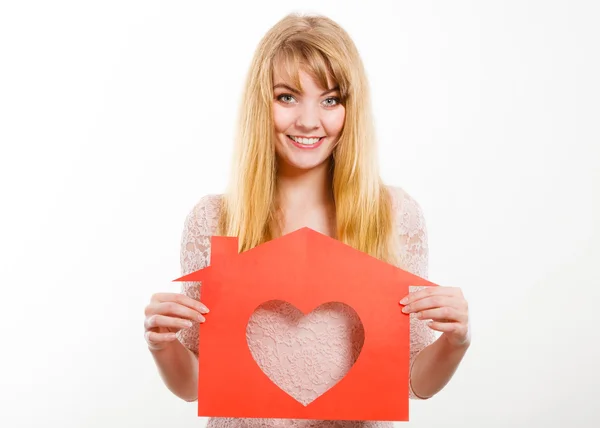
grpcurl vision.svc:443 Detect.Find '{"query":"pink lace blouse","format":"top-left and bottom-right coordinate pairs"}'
top-left (176, 186), bottom-right (436, 427)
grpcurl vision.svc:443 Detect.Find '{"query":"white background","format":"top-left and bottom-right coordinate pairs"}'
top-left (1, 1), bottom-right (599, 427)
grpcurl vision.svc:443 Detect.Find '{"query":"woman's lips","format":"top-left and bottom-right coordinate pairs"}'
top-left (286, 135), bottom-right (325, 149)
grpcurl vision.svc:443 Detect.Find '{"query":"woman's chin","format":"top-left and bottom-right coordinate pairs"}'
top-left (276, 153), bottom-right (333, 174)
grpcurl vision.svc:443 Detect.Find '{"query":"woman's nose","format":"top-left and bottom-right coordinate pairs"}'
top-left (295, 104), bottom-right (320, 130)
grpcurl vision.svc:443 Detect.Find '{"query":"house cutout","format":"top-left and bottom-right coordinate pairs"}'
top-left (174, 227), bottom-right (438, 422)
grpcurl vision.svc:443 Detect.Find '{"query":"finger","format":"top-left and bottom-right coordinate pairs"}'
top-left (426, 321), bottom-right (461, 333)
top-left (145, 330), bottom-right (178, 344)
top-left (416, 307), bottom-right (467, 323)
top-left (151, 292), bottom-right (209, 314)
top-left (146, 302), bottom-right (206, 323)
top-left (400, 286), bottom-right (460, 305)
top-left (150, 292), bottom-right (209, 314)
top-left (402, 295), bottom-right (460, 314)
top-left (145, 314), bottom-right (195, 331)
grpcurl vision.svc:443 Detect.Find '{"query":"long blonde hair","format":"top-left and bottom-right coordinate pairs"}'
top-left (217, 13), bottom-right (398, 265)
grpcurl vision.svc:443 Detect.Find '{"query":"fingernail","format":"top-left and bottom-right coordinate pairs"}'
top-left (402, 306), bottom-right (410, 313)
top-left (198, 314), bottom-right (205, 322)
top-left (200, 306), bottom-right (209, 314)
top-left (400, 297), bottom-right (408, 305)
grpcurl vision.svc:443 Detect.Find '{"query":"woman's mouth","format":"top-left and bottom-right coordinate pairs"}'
top-left (286, 135), bottom-right (325, 149)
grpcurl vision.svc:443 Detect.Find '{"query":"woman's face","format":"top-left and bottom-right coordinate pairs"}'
top-left (272, 66), bottom-right (345, 174)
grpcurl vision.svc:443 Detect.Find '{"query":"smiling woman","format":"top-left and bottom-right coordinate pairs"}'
top-left (144, 11), bottom-right (471, 428)
top-left (272, 67), bottom-right (345, 173)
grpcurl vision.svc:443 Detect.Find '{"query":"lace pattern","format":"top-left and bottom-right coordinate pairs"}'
top-left (176, 186), bottom-right (436, 428)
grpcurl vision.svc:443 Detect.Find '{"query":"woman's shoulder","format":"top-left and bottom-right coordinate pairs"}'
top-left (385, 185), bottom-right (427, 236)
top-left (183, 193), bottom-right (224, 236)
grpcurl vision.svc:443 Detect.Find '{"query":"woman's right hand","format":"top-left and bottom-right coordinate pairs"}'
top-left (144, 292), bottom-right (209, 351)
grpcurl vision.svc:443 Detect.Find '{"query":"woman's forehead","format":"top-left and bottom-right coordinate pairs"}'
top-left (272, 59), bottom-right (336, 92)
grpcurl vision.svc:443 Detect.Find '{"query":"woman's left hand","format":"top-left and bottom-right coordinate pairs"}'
top-left (400, 286), bottom-right (471, 348)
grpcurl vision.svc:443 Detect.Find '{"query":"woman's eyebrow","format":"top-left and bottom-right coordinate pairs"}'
top-left (273, 83), bottom-right (340, 96)
top-left (321, 86), bottom-right (340, 96)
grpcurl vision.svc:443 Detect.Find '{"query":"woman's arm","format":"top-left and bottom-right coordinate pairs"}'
top-left (150, 195), bottom-right (218, 401)
top-left (409, 333), bottom-right (470, 399)
top-left (395, 187), bottom-right (470, 399)
top-left (392, 187), bottom-right (470, 399)
top-left (150, 339), bottom-right (199, 401)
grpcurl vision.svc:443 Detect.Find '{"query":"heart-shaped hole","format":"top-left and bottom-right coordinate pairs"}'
top-left (246, 300), bottom-right (365, 406)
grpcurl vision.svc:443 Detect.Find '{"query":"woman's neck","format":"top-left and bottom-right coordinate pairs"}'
top-left (275, 158), bottom-right (334, 211)
top-left (273, 158), bottom-right (337, 238)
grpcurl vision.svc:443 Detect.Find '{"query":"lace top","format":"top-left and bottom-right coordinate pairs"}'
top-left (176, 186), bottom-right (436, 428)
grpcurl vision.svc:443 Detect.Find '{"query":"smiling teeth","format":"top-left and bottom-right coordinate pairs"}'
top-left (290, 136), bottom-right (321, 145)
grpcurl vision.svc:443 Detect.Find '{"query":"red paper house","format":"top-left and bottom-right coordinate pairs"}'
top-left (174, 227), bottom-right (437, 421)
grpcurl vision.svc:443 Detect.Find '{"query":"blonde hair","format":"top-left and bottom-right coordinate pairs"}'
top-left (217, 12), bottom-right (398, 265)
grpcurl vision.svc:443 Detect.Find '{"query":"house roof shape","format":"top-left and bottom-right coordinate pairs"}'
top-left (174, 226), bottom-right (438, 421)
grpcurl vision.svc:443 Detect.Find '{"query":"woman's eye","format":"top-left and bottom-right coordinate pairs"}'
top-left (277, 94), bottom-right (296, 103)
top-left (323, 97), bottom-right (340, 107)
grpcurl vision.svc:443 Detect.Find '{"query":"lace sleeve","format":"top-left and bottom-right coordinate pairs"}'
top-left (176, 194), bottom-right (222, 356)
top-left (391, 187), bottom-right (437, 400)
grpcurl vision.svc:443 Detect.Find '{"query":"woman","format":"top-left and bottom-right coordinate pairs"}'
top-left (144, 12), bottom-right (470, 427)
